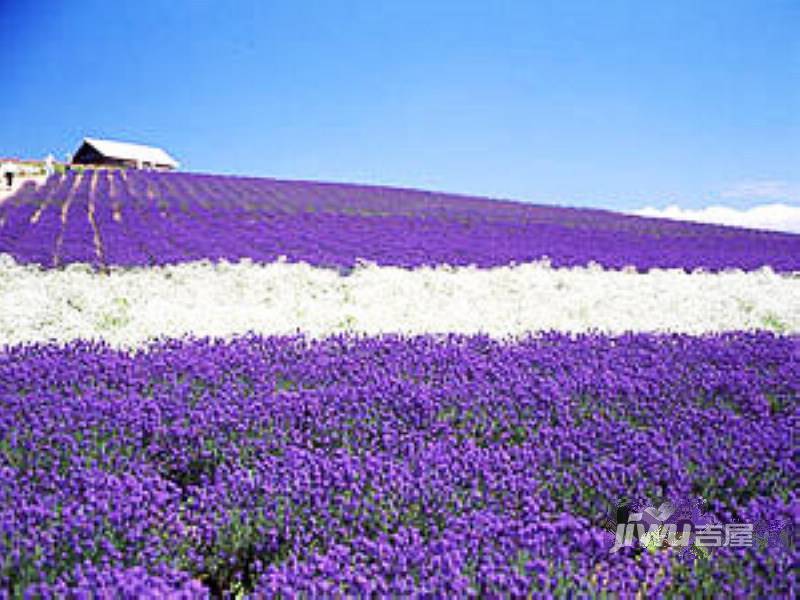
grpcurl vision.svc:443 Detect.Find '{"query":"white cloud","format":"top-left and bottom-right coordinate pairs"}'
top-left (719, 180), bottom-right (800, 202)
top-left (631, 203), bottom-right (800, 234)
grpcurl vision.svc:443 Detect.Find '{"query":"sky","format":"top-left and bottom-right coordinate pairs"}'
top-left (1, 0), bottom-right (798, 219)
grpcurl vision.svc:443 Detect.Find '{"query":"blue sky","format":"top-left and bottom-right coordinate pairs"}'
top-left (1, 0), bottom-right (798, 211)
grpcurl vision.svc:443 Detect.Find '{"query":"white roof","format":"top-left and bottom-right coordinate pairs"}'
top-left (83, 137), bottom-right (179, 168)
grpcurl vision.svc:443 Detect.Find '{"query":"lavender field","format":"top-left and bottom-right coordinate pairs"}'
top-left (2, 170), bottom-right (800, 271)
top-left (2, 334), bottom-right (797, 597)
top-left (0, 171), bottom-right (797, 597)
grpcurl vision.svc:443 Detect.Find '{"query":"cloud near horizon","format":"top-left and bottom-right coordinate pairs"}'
top-left (631, 203), bottom-right (800, 234)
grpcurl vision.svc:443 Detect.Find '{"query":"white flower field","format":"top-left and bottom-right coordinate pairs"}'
top-left (0, 254), bottom-right (797, 347)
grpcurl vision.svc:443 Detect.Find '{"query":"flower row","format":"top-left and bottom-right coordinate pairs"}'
top-left (0, 255), bottom-right (798, 347)
top-left (0, 333), bottom-right (796, 596)
top-left (2, 170), bottom-right (799, 271)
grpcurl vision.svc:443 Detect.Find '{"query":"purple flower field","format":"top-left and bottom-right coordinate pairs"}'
top-left (2, 170), bottom-right (800, 271)
top-left (0, 169), bottom-right (797, 597)
top-left (1, 333), bottom-right (796, 597)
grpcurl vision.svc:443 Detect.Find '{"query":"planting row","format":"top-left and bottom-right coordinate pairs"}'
top-left (0, 333), bottom-right (796, 596)
top-left (0, 255), bottom-right (798, 347)
top-left (2, 170), bottom-right (799, 271)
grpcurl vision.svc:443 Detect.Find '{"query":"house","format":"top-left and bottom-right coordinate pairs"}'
top-left (70, 137), bottom-right (179, 170)
top-left (0, 158), bottom-right (48, 193)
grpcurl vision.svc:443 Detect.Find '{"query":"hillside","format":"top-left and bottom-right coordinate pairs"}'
top-left (2, 170), bottom-right (799, 271)
top-left (0, 170), bottom-right (796, 598)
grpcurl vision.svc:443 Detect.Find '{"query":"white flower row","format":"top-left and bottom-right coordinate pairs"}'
top-left (0, 254), bottom-right (797, 347)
